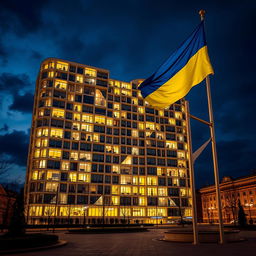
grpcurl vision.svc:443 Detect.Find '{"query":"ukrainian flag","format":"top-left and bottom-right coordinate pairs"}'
top-left (139, 21), bottom-right (214, 109)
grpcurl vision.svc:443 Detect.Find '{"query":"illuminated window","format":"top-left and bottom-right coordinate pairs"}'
top-left (74, 104), bottom-right (82, 112)
top-left (180, 188), bottom-right (188, 196)
top-left (41, 139), bottom-right (48, 147)
top-left (121, 89), bottom-right (131, 96)
top-left (82, 114), bottom-right (93, 123)
top-left (49, 149), bottom-right (61, 158)
top-left (39, 160), bottom-right (46, 168)
top-left (34, 149), bottom-right (40, 158)
top-left (177, 135), bottom-right (184, 142)
top-left (175, 112), bottom-right (182, 119)
top-left (48, 71), bottom-right (54, 78)
top-left (158, 188), bottom-right (167, 196)
top-left (95, 89), bottom-right (106, 106)
top-left (169, 118), bottom-right (175, 125)
top-left (73, 113), bottom-right (81, 121)
top-left (114, 88), bottom-right (120, 95)
top-left (56, 61), bottom-right (68, 71)
top-left (112, 196), bottom-right (119, 205)
top-left (157, 167), bottom-right (166, 176)
top-left (139, 187), bottom-right (146, 195)
top-left (132, 129), bottom-right (138, 137)
top-left (121, 175), bottom-right (132, 185)
top-left (72, 122), bottom-right (80, 130)
top-left (54, 80), bottom-right (67, 89)
top-left (45, 99), bottom-right (51, 106)
top-left (78, 173), bottom-right (90, 182)
top-left (138, 107), bottom-right (144, 114)
top-left (95, 116), bottom-right (105, 124)
top-left (52, 108), bottom-right (65, 118)
top-left (79, 153), bottom-right (91, 161)
top-left (132, 208), bottom-right (145, 216)
top-left (132, 147), bottom-right (138, 155)
top-left (146, 122), bottom-right (155, 130)
top-left (159, 110), bottom-right (164, 116)
top-left (61, 161), bottom-right (69, 170)
top-left (46, 182), bottom-right (58, 192)
top-left (106, 118), bottom-right (113, 126)
top-left (76, 75), bottom-right (83, 83)
top-left (147, 177), bottom-right (157, 185)
top-left (85, 68), bottom-right (96, 77)
top-left (38, 109), bottom-right (44, 117)
top-left (69, 173), bottom-right (77, 182)
top-left (112, 185), bottom-right (120, 195)
top-left (50, 128), bottom-right (63, 138)
top-left (166, 141), bottom-right (177, 149)
top-left (70, 152), bottom-right (78, 160)
top-left (121, 186), bottom-right (131, 194)
top-left (139, 197), bottom-right (146, 205)
top-left (179, 169), bottom-right (187, 177)
top-left (81, 124), bottom-right (92, 132)
top-left (139, 177), bottom-right (145, 185)
top-left (72, 132), bottom-right (80, 140)
top-left (173, 178), bottom-right (179, 186)
top-left (167, 168), bottom-right (178, 176)
top-left (138, 91), bottom-right (142, 98)
top-left (46, 171), bottom-right (60, 181)
top-left (68, 94), bottom-right (74, 101)
top-left (121, 111), bottom-right (126, 119)
top-left (93, 134), bottom-right (99, 142)
top-left (147, 187), bottom-right (157, 196)
top-left (121, 156), bottom-right (132, 165)
top-left (40, 149), bottom-right (47, 157)
top-left (113, 111), bottom-right (120, 118)
top-left (138, 122), bottom-right (144, 130)
top-left (178, 160), bottom-right (186, 168)
top-left (114, 81), bottom-right (120, 87)
top-left (132, 98), bottom-right (138, 105)
top-left (31, 171), bottom-right (38, 180)
top-left (177, 151), bottom-right (185, 159)
top-left (113, 103), bottom-right (120, 110)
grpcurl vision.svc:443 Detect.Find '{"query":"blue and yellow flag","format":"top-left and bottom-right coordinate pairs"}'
top-left (139, 21), bottom-right (214, 109)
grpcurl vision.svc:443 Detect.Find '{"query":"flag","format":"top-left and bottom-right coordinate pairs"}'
top-left (139, 21), bottom-right (214, 109)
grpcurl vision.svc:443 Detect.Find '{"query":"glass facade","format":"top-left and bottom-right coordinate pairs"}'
top-left (25, 58), bottom-right (192, 225)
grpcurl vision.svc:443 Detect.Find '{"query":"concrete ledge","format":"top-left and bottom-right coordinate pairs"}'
top-left (0, 240), bottom-right (67, 255)
top-left (164, 230), bottom-right (244, 243)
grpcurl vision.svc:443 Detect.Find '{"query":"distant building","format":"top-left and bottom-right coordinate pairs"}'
top-left (24, 58), bottom-right (193, 225)
top-left (198, 174), bottom-right (256, 224)
top-left (0, 185), bottom-right (16, 227)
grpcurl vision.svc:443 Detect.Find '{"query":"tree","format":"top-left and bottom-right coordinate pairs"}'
top-left (238, 200), bottom-right (247, 227)
top-left (0, 160), bottom-right (13, 178)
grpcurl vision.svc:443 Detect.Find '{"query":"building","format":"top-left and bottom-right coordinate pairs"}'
top-left (24, 58), bottom-right (192, 225)
top-left (198, 174), bottom-right (256, 224)
top-left (0, 185), bottom-right (16, 228)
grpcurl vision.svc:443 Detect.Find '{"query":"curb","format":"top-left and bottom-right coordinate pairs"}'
top-left (0, 240), bottom-right (67, 255)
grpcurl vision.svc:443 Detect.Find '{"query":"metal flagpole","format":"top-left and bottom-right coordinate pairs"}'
top-left (185, 100), bottom-right (199, 244)
top-left (199, 9), bottom-right (225, 244)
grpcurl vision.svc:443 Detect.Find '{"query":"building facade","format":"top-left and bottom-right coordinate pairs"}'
top-left (199, 175), bottom-right (256, 224)
top-left (25, 58), bottom-right (192, 225)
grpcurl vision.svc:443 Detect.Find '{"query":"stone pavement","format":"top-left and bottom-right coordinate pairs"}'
top-left (7, 229), bottom-right (256, 256)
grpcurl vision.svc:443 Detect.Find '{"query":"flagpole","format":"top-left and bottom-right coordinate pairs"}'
top-left (185, 100), bottom-right (199, 245)
top-left (199, 9), bottom-right (225, 244)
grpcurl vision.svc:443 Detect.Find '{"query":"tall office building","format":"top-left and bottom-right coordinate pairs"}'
top-left (25, 58), bottom-right (192, 225)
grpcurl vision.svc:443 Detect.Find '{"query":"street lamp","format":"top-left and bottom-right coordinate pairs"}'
top-left (245, 203), bottom-right (253, 225)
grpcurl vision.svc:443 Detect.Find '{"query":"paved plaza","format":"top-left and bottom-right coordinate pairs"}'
top-left (8, 229), bottom-right (256, 256)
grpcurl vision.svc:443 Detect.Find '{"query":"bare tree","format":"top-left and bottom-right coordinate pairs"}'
top-left (0, 160), bottom-right (13, 178)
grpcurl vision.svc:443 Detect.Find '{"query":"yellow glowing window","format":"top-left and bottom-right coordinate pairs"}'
top-left (138, 91), bottom-right (142, 98)
top-left (79, 153), bottom-right (91, 162)
top-left (121, 175), bottom-right (132, 185)
top-left (120, 208), bottom-right (131, 217)
top-left (74, 104), bottom-right (82, 112)
top-left (166, 141), bottom-right (177, 149)
top-left (39, 160), bottom-right (46, 168)
top-left (114, 88), bottom-right (120, 95)
top-left (72, 122), bottom-right (80, 130)
top-left (113, 111), bottom-right (120, 118)
top-left (69, 173), bottom-right (77, 182)
top-left (45, 99), bottom-right (51, 106)
top-left (180, 188), bottom-right (188, 196)
top-left (76, 85), bottom-right (83, 93)
top-left (147, 177), bottom-right (157, 186)
top-left (56, 61), bottom-right (68, 71)
top-left (78, 173), bottom-right (90, 182)
top-left (112, 185), bottom-right (120, 195)
top-left (177, 135), bottom-right (184, 142)
top-left (34, 149), bottom-right (40, 158)
top-left (49, 149), bottom-right (61, 158)
top-left (132, 147), bottom-right (138, 155)
top-left (61, 161), bottom-right (69, 170)
top-left (54, 80), bottom-right (67, 89)
top-left (48, 71), bottom-right (54, 78)
top-left (121, 111), bottom-right (126, 119)
top-left (41, 139), bottom-right (48, 147)
top-left (46, 171), bottom-right (60, 181)
top-left (74, 113), bottom-right (81, 121)
top-left (112, 196), bottom-right (119, 205)
top-left (139, 187), bottom-right (146, 195)
top-left (72, 132), bottom-right (79, 140)
top-left (133, 186), bottom-right (138, 194)
top-left (147, 187), bottom-right (157, 196)
top-left (68, 94), bottom-right (74, 101)
top-left (138, 107), bottom-right (144, 114)
top-left (76, 75), bottom-right (83, 83)
top-left (133, 177), bottom-right (138, 185)
top-left (139, 197), bottom-right (146, 205)
top-left (59, 194), bottom-right (67, 204)
top-left (38, 109), bottom-right (44, 117)
top-left (112, 165), bottom-right (120, 173)
top-left (95, 89), bottom-right (106, 107)
top-left (121, 186), bottom-right (131, 194)
top-left (85, 68), bottom-right (96, 77)
top-left (81, 124), bottom-right (93, 132)
top-left (175, 112), bottom-right (182, 119)
top-left (179, 169), bottom-right (187, 177)
top-left (138, 122), bottom-right (144, 130)
top-left (169, 118), bottom-right (175, 125)
top-left (50, 128), bottom-right (63, 138)
top-left (121, 89), bottom-right (131, 96)
top-left (132, 129), bottom-right (138, 137)
top-left (178, 160), bottom-right (186, 168)
top-left (139, 177), bottom-right (145, 185)
top-left (43, 63), bottom-right (49, 69)
top-left (156, 132), bottom-right (164, 139)
top-left (173, 178), bottom-right (179, 186)
top-left (114, 81), bottom-right (120, 87)
top-left (132, 208), bottom-right (145, 216)
top-left (146, 122), bottom-right (155, 130)
top-left (31, 171), bottom-right (38, 180)
top-left (29, 206), bottom-right (43, 216)
top-left (121, 83), bottom-right (131, 89)
top-left (178, 151), bottom-right (185, 159)
top-left (35, 139), bottom-right (41, 147)
top-left (70, 152), bottom-right (78, 160)
top-left (109, 80), bottom-right (114, 86)
top-left (132, 98), bottom-right (138, 105)
top-left (167, 168), bottom-right (178, 176)
top-left (106, 118), bottom-right (113, 126)
top-left (40, 149), bottom-right (47, 157)
top-left (52, 108), bottom-right (65, 118)
top-left (82, 114), bottom-right (93, 123)
top-left (158, 188), bottom-right (167, 196)
top-left (113, 103), bottom-right (120, 110)
top-left (95, 116), bottom-right (105, 124)
top-left (79, 162), bottom-right (90, 171)
top-left (92, 134), bottom-right (99, 142)
top-left (36, 129), bottom-right (42, 137)
top-left (121, 156), bottom-right (132, 165)
top-left (88, 207), bottom-right (104, 217)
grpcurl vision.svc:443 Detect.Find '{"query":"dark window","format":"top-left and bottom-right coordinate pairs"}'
top-left (91, 174), bottom-right (104, 183)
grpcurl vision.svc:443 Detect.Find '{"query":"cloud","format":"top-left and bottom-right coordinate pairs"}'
top-left (0, 130), bottom-right (30, 166)
top-left (0, 124), bottom-right (9, 132)
top-left (9, 92), bottom-right (34, 113)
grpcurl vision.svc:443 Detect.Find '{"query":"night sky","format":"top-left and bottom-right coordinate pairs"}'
top-left (0, 0), bottom-right (255, 188)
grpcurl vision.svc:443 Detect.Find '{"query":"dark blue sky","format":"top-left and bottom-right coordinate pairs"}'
top-left (0, 0), bottom-right (255, 187)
